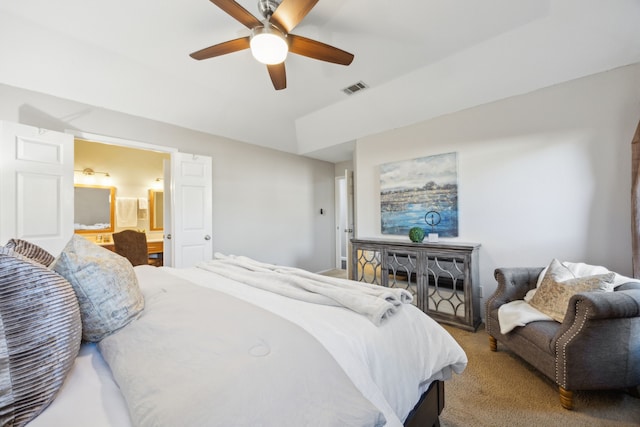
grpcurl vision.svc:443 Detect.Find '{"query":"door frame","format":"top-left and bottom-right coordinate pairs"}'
top-left (67, 130), bottom-right (179, 262)
top-left (68, 131), bottom-right (178, 155)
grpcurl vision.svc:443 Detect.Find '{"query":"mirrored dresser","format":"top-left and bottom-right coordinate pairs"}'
top-left (351, 238), bottom-right (481, 331)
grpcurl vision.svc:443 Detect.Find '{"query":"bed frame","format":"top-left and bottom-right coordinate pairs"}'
top-left (403, 380), bottom-right (444, 427)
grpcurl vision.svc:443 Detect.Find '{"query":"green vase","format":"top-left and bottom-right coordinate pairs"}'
top-left (408, 227), bottom-right (425, 243)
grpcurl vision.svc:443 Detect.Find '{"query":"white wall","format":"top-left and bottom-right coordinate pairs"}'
top-left (354, 63), bottom-right (640, 309)
top-left (0, 84), bottom-right (336, 272)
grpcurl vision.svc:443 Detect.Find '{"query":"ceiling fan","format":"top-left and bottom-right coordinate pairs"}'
top-left (190, 0), bottom-right (354, 90)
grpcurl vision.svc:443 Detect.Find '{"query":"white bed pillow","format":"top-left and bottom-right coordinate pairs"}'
top-left (52, 235), bottom-right (144, 342)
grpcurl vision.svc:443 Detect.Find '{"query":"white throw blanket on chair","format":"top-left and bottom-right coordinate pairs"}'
top-left (498, 260), bottom-right (640, 334)
top-left (197, 254), bottom-right (413, 326)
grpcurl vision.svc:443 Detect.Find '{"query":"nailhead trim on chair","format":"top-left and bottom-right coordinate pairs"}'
top-left (486, 293), bottom-right (497, 336)
top-left (556, 300), bottom-right (590, 388)
top-left (485, 273), bottom-right (504, 337)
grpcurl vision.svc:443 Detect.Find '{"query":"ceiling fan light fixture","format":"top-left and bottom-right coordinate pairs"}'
top-left (250, 25), bottom-right (288, 65)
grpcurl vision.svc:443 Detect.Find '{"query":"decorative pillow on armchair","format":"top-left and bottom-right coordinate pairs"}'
top-left (525, 259), bottom-right (639, 302)
top-left (529, 259), bottom-right (614, 322)
top-left (52, 234), bottom-right (145, 342)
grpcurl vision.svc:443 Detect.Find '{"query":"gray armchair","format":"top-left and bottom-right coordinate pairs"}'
top-left (486, 267), bottom-right (640, 409)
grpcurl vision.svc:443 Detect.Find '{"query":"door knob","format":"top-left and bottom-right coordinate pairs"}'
top-left (204, 235), bottom-right (211, 240)
top-left (166, 234), bottom-right (172, 240)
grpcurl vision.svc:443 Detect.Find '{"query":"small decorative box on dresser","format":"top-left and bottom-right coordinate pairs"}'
top-left (351, 238), bottom-right (481, 331)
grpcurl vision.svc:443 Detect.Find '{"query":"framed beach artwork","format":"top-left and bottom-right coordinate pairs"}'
top-left (380, 152), bottom-right (458, 237)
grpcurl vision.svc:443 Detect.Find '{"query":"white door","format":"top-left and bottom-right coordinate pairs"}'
top-left (170, 152), bottom-right (213, 268)
top-left (335, 176), bottom-right (347, 269)
top-left (162, 158), bottom-right (172, 266)
top-left (345, 169), bottom-right (355, 279)
top-left (0, 121), bottom-right (74, 255)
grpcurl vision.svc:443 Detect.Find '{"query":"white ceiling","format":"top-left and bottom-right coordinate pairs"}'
top-left (1, 1), bottom-right (639, 163)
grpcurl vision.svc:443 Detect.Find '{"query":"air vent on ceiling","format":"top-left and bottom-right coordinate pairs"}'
top-left (342, 81), bottom-right (369, 95)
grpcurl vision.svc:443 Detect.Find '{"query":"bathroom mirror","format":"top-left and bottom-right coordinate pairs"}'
top-left (74, 185), bottom-right (116, 233)
top-left (149, 189), bottom-right (164, 231)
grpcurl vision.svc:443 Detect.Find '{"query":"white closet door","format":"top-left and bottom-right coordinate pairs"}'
top-left (345, 169), bottom-right (355, 278)
top-left (0, 121), bottom-right (74, 255)
top-left (170, 152), bottom-right (212, 268)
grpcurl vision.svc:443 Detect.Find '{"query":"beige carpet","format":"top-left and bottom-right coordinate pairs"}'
top-left (440, 324), bottom-right (640, 427)
top-left (319, 269), bottom-right (640, 425)
top-left (320, 269), bottom-right (349, 278)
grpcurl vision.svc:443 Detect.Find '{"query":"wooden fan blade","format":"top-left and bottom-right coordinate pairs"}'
top-left (209, 0), bottom-right (262, 29)
top-left (190, 37), bottom-right (250, 60)
top-left (267, 63), bottom-right (287, 90)
top-left (270, 0), bottom-right (318, 33)
top-left (288, 34), bottom-right (354, 65)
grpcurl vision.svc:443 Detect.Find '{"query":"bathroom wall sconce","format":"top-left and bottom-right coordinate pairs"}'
top-left (74, 167), bottom-right (111, 185)
top-left (75, 167), bottom-right (110, 177)
top-left (151, 177), bottom-right (163, 190)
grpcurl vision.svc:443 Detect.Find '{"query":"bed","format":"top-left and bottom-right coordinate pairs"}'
top-left (1, 236), bottom-right (467, 427)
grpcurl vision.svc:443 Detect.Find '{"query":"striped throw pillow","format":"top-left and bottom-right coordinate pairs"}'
top-left (0, 247), bottom-right (82, 426)
top-left (4, 239), bottom-right (55, 267)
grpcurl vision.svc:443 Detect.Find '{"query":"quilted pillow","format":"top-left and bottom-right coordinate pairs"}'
top-left (0, 247), bottom-right (82, 427)
top-left (529, 259), bottom-right (615, 322)
top-left (52, 234), bottom-right (145, 342)
top-left (4, 238), bottom-right (55, 267)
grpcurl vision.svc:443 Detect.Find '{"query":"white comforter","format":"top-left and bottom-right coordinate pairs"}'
top-left (99, 266), bottom-right (387, 426)
top-left (30, 263), bottom-right (466, 427)
top-left (166, 263), bottom-right (467, 426)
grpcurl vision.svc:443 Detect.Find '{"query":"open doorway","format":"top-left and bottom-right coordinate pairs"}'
top-left (72, 131), bottom-right (213, 269)
top-left (74, 139), bottom-right (169, 236)
top-left (335, 170), bottom-right (354, 275)
top-left (74, 138), bottom-right (169, 264)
